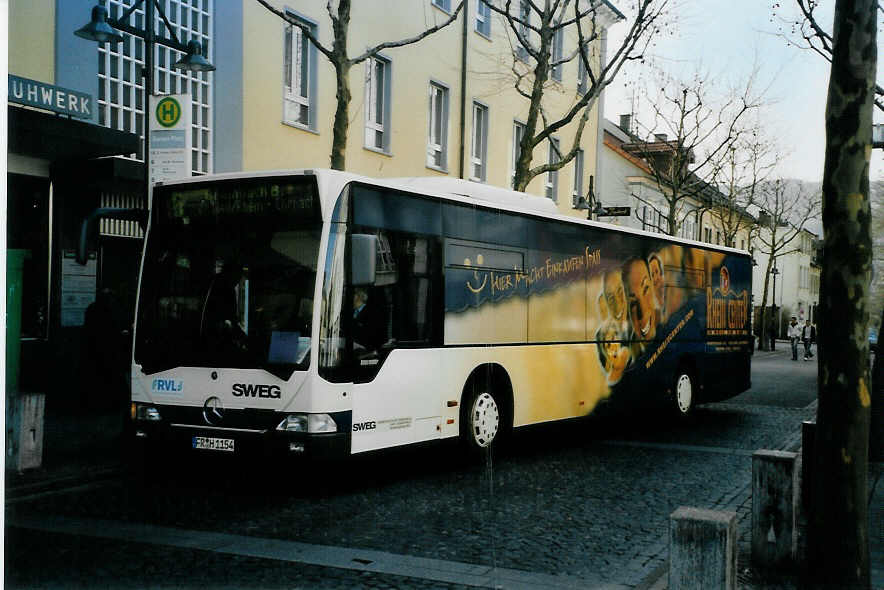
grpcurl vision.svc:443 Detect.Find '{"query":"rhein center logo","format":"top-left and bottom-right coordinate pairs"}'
top-left (155, 97), bottom-right (181, 128)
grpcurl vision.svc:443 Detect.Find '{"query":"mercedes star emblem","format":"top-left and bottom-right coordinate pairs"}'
top-left (202, 396), bottom-right (224, 426)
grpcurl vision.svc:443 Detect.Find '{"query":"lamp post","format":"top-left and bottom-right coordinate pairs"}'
top-left (771, 263), bottom-right (780, 349)
top-left (575, 175), bottom-right (607, 220)
top-left (75, 1), bottom-right (215, 204)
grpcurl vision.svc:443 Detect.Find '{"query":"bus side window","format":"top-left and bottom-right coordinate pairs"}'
top-left (352, 229), bottom-right (441, 352)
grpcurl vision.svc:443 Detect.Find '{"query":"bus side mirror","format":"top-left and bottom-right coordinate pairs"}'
top-left (351, 234), bottom-right (377, 286)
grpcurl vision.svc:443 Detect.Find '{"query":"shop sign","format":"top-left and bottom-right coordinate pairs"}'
top-left (8, 75), bottom-right (93, 119)
top-left (60, 251), bottom-right (97, 327)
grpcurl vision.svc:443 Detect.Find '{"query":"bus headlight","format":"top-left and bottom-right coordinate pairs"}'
top-left (133, 403), bottom-right (162, 421)
top-left (276, 413), bottom-right (337, 433)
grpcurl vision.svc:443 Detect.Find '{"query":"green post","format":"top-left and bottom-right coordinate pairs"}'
top-left (6, 249), bottom-right (28, 396)
top-left (6, 249), bottom-right (45, 471)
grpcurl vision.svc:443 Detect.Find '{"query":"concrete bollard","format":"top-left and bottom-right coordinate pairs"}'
top-left (752, 449), bottom-right (798, 568)
top-left (5, 392), bottom-right (46, 472)
top-left (669, 506), bottom-right (737, 590)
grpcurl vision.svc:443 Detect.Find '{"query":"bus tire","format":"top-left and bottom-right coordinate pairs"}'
top-left (673, 367), bottom-right (695, 418)
top-left (460, 373), bottom-right (508, 454)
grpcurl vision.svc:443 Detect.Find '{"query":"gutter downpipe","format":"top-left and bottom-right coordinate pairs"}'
top-left (458, 0), bottom-right (468, 179)
top-left (595, 27), bottom-right (608, 217)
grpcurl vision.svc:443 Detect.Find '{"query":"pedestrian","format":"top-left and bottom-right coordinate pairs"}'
top-left (802, 321), bottom-right (816, 360)
top-left (82, 288), bottom-right (124, 410)
top-left (788, 316), bottom-right (801, 361)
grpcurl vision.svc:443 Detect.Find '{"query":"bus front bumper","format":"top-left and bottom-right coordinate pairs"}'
top-left (131, 420), bottom-right (351, 461)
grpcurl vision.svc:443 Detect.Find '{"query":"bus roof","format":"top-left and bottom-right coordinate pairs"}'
top-left (154, 169), bottom-right (751, 257)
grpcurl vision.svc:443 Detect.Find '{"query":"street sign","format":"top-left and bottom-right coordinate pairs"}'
top-left (598, 206), bottom-right (631, 217)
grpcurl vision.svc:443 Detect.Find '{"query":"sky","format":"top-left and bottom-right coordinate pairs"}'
top-left (604, 0), bottom-right (883, 183)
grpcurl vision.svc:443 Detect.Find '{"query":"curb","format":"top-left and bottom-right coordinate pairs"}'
top-left (6, 464), bottom-right (122, 502)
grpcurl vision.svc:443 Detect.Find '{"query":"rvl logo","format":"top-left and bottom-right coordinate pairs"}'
top-left (152, 378), bottom-right (183, 393)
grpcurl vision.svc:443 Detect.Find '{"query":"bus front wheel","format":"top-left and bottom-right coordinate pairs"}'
top-left (673, 369), bottom-right (695, 417)
top-left (461, 385), bottom-right (502, 452)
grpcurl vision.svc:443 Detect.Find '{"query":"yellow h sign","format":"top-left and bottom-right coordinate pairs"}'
top-left (155, 97), bottom-right (181, 128)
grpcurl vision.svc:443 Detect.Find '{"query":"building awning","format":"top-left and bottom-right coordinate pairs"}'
top-left (8, 105), bottom-right (140, 162)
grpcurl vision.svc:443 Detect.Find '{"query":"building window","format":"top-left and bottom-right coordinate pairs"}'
top-left (476, 0), bottom-right (491, 37)
top-left (512, 120), bottom-right (525, 188)
top-left (716, 231), bottom-right (721, 245)
top-left (551, 28), bottom-right (564, 81)
top-left (572, 149), bottom-right (584, 206)
top-left (427, 81), bottom-right (450, 170)
top-left (545, 137), bottom-right (560, 201)
top-left (97, 0), bottom-right (213, 175)
top-left (516, 0), bottom-right (530, 61)
top-left (283, 13), bottom-right (316, 129)
top-left (704, 227), bottom-right (712, 243)
top-left (470, 101), bottom-right (489, 182)
top-left (432, 0), bottom-right (451, 12)
top-left (365, 55), bottom-right (391, 152)
top-left (680, 211), bottom-right (697, 240)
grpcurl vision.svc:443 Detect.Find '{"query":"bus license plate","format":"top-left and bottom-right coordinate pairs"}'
top-left (192, 436), bottom-right (235, 452)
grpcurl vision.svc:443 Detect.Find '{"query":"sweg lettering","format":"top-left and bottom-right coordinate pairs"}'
top-left (151, 378), bottom-right (183, 392)
top-left (352, 421), bottom-right (377, 432)
top-left (231, 383), bottom-right (282, 399)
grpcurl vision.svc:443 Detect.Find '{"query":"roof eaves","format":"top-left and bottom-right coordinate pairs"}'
top-left (600, 0), bottom-right (626, 21)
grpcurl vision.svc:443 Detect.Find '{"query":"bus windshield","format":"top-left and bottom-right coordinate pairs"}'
top-left (135, 176), bottom-right (322, 379)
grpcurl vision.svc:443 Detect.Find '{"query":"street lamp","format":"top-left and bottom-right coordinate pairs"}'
top-left (75, 1), bottom-right (215, 202)
top-left (575, 175), bottom-right (607, 220)
top-left (771, 263), bottom-right (780, 348)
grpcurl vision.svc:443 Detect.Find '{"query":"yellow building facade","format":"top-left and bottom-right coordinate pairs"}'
top-left (226, 0), bottom-right (619, 217)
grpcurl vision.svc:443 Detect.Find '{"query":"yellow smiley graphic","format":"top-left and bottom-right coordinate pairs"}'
top-left (466, 254), bottom-right (487, 294)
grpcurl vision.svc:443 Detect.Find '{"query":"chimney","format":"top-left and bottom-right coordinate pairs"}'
top-left (619, 114), bottom-right (632, 134)
top-left (654, 133), bottom-right (668, 142)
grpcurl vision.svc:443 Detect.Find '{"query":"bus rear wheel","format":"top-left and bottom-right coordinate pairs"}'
top-left (673, 369), bottom-right (695, 417)
top-left (461, 385), bottom-right (502, 452)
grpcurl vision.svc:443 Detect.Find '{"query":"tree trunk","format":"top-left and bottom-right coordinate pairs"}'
top-left (331, 60), bottom-right (351, 171)
top-left (513, 10), bottom-right (553, 193)
top-left (757, 259), bottom-right (773, 351)
top-left (329, 0), bottom-right (352, 171)
top-left (806, 0), bottom-right (875, 587)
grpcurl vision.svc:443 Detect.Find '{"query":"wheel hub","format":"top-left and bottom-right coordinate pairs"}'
top-left (676, 374), bottom-right (692, 413)
top-left (471, 392), bottom-right (500, 448)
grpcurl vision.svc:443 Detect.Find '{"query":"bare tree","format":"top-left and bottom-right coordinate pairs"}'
top-left (488, 0), bottom-right (668, 192)
top-left (620, 70), bottom-right (765, 236)
top-left (772, 0), bottom-right (884, 112)
top-left (255, 0), bottom-right (464, 170)
top-left (753, 179), bottom-right (820, 351)
top-left (804, 0), bottom-right (876, 584)
top-left (706, 130), bottom-right (779, 248)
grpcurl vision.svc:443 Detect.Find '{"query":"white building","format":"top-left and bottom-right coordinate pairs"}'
top-left (752, 228), bottom-right (821, 336)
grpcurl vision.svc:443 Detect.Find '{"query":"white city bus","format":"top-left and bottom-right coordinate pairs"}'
top-left (130, 169), bottom-right (752, 458)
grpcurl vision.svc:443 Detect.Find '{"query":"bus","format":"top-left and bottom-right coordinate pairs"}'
top-left (129, 169), bottom-right (752, 458)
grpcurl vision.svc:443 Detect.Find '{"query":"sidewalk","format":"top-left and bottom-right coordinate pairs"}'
top-left (5, 404), bottom-right (124, 500)
top-left (732, 459), bottom-right (883, 590)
